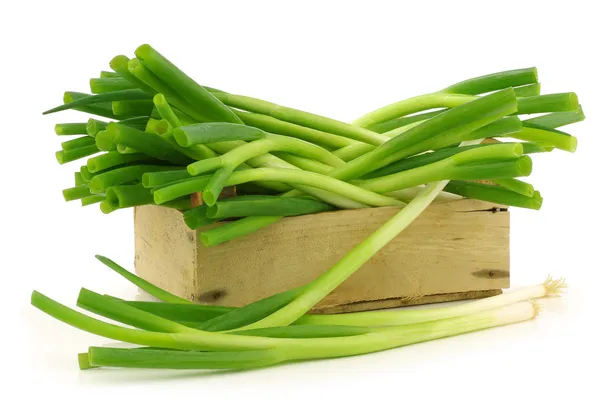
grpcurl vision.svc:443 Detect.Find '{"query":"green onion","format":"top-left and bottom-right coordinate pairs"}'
top-left (183, 206), bottom-right (214, 229)
top-left (85, 118), bottom-right (108, 137)
top-left (55, 146), bottom-right (100, 165)
top-left (55, 122), bottom-right (88, 136)
top-left (62, 92), bottom-right (118, 119)
top-left (444, 181), bottom-right (543, 209)
top-left (121, 300), bottom-right (232, 323)
top-left (60, 136), bottom-right (97, 151)
top-left (142, 169), bottom-right (190, 187)
top-left (105, 184), bottom-right (155, 209)
top-left (94, 130), bottom-right (116, 151)
top-left (128, 58), bottom-right (211, 123)
top-left (87, 152), bottom-right (154, 173)
top-left (135, 44), bottom-right (242, 124)
top-left (117, 145), bottom-right (138, 154)
top-left (81, 195), bottom-right (104, 206)
top-left (79, 166), bottom-right (94, 182)
top-left (74, 172), bottom-right (85, 186)
top-left (211, 91), bottom-right (386, 145)
top-left (493, 178), bottom-right (535, 197)
top-left (207, 197), bottom-right (334, 218)
top-left (109, 55), bottom-right (155, 93)
top-left (510, 123), bottom-right (578, 152)
top-left (199, 216), bottom-right (282, 246)
top-left (87, 347), bottom-right (280, 370)
top-left (516, 92), bottom-right (579, 114)
top-left (273, 154), bottom-right (333, 174)
top-left (90, 77), bottom-right (136, 94)
top-left (94, 255), bottom-right (191, 304)
top-left (100, 71), bottom-right (120, 78)
top-left (107, 122), bottom-right (192, 165)
top-left (442, 67), bottom-right (538, 95)
top-left (152, 93), bottom-right (182, 128)
top-left (513, 82), bottom-right (541, 97)
top-left (44, 89), bottom-right (152, 115)
top-left (89, 164), bottom-right (181, 194)
top-left (354, 144), bottom-right (531, 193)
top-left (363, 142), bottom-right (523, 180)
top-left (99, 200), bottom-right (118, 214)
top-left (111, 99), bottom-right (154, 117)
top-left (62, 185), bottom-right (91, 201)
top-left (366, 110), bottom-right (444, 133)
top-left (199, 287), bottom-right (305, 332)
top-left (174, 123), bottom-right (266, 145)
top-left (296, 277), bottom-right (564, 326)
top-left (77, 288), bottom-right (196, 333)
top-left (236, 111), bottom-right (354, 149)
top-left (353, 93), bottom-right (476, 127)
top-left (525, 106), bottom-right (585, 129)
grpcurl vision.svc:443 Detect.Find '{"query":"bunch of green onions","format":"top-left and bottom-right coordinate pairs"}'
top-left (38, 44), bottom-right (580, 371)
top-left (48, 44), bottom-right (583, 246)
top-left (32, 255), bottom-right (566, 370)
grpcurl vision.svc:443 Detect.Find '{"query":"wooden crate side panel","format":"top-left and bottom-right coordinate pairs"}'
top-left (194, 199), bottom-right (509, 309)
top-left (134, 206), bottom-right (197, 301)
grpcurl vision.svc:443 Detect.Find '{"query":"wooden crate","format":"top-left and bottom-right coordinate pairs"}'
top-left (134, 199), bottom-right (509, 314)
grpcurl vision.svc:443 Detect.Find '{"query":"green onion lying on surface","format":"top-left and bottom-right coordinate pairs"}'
top-left (31, 254), bottom-right (566, 370)
top-left (37, 43), bottom-right (581, 372)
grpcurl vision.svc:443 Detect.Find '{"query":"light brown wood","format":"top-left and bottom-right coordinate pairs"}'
top-left (134, 199), bottom-right (510, 312)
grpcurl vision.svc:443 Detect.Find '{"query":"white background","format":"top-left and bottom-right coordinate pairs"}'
top-left (2, 1), bottom-right (598, 398)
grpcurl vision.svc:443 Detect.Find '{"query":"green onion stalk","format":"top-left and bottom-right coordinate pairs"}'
top-left (31, 288), bottom-right (541, 369)
top-left (351, 68), bottom-right (540, 127)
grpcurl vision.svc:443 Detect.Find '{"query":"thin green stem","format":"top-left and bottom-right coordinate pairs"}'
top-left (109, 55), bottom-right (155, 93)
top-left (174, 123), bottom-right (266, 146)
top-left (107, 122), bottom-right (192, 165)
top-left (212, 91), bottom-right (387, 145)
top-left (55, 146), bottom-right (100, 165)
top-left (524, 106), bottom-right (585, 129)
top-left (90, 77), bottom-right (135, 94)
top-left (62, 185), bottom-right (92, 201)
top-left (105, 184), bottom-right (155, 209)
top-left (135, 44), bottom-right (242, 124)
top-left (87, 152), bottom-right (154, 173)
top-left (207, 197), bottom-right (333, 218)
top-left (55, 123), bottom-right (88, 136)
top-left (513, 82), bottom-right (541, 97)
top-left (62, 92), bottom-right (119, 119)
top-left (89, 164), bottom-right (180, 193)
top-left (235, 111), bottom-right (354, 149)
top-left (100, 71), bottom-right (120, 78)
top-left (111, 99), bottom-right (154, 117)
top-left (61, 136), bottom-right (97, 151)
top-left (444, 181), bottom-right (543, 209)
top-left (81, 195), bottom-right (104, 206)
top-left (44, 89), bottom-right (152, 115)
top-left (442, 67), bottom-right (538, 95)
top-left (510, 123), bottom-right (577, 152)
top-left (94, 255), bottom-right (191, 304)
top-left (77, 288), bottom-right (195, 333)
top-left (492, 178), bottom-right (535, 197)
